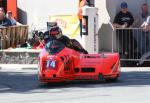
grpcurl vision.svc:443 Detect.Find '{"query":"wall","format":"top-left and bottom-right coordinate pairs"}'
top-left (146, 0), bottom-right (150, 11)
top-left (95, 0), bottom-right (118, 52)
top-left (17, 0), bottom-right (78, 31)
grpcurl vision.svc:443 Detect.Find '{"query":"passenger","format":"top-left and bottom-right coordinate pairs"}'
top-left (113, 2), bottom-right (135, 58)
top-left (0, 8), bottom-right (12, 26)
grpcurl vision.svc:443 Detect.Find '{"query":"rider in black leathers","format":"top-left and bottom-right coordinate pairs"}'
top-left (43, 25), bottom-right (88, 54)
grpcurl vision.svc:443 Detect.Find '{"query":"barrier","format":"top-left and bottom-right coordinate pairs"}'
top-left (112, 28), bottom-right (150, 63)
top-left (0, 49), bottom-right (40, 64)
top-left (0, 25), bottom-right (28, 49)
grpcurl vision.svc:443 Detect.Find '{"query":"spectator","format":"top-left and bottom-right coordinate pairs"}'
top-left (141, 16), bottom-right (150, 31)
top-left (138, 15), bottom-right (150, 65)
top-left (140, 15), bottom-right (150, 52)
top-left (0, 7), bottom-right (4, 12)
top-left (79, 0), bottom-right (89, 7)
top-left (78, 0), bottom-right (89, 36)
top-left (113, 2), bottom-right (135, 58)
top-left (6, 11), bottom-right (17, 25)
top-left (113, 2), bottom-right (134, 28)
top-left (140, 3), bottom-right (150, 27)
top-left (0, 8), bottom-right (12, 27)
top-left (134, 3), bottom-right (150, 56)
top-left (134, 3), bottom-right (150, 27)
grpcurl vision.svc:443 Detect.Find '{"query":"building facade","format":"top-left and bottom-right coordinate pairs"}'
top-left (17, 0), bottom-right (149, 52)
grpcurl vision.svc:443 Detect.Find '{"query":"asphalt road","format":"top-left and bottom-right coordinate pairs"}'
top-left (0, 65), bottom-right (150, 103)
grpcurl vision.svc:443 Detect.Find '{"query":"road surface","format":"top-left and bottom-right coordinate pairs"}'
top-left (0, 65), bottom-right (150, 103)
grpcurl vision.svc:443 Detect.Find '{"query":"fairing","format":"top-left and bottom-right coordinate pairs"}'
top-left (38, 41), bottom-right (120, 83)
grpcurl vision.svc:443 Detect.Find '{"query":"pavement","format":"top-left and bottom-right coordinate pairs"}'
top-left (0, 64), bottom-right (38, 70)
top-left (0, 64), bottom-right (150, 71)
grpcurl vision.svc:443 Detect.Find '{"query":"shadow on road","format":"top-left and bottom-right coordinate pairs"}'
top-left (0, 70), bottom-right (150, 93)
top-left (0, 71), bottom-right (39, 93)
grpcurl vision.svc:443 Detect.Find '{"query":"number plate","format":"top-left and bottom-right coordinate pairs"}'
top-left (46, 60), bottom-right (56, 69)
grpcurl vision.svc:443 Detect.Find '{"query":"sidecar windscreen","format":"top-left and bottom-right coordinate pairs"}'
top-left (45, 40), bottom-right (65, 54)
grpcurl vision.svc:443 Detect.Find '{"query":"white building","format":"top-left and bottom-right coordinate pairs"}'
top-left (17, 0), bottom-right (149, 52)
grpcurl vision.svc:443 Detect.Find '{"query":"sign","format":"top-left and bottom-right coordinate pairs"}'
top-left (49, 15), bottom-right (80, 39)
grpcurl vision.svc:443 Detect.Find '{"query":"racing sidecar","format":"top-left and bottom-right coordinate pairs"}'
top-left (38, 40), bottom-right (120, 83)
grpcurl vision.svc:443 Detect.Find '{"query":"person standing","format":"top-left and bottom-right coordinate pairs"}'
top-left (113, 2), bottom-right (135, 58)
top-left (6, 11), bottom-right (17, 25)
top-left (138, 15), bottom-right (150, 65)
top-left (134, 3), bottom-right (150, 56)
top-left (0, 8), bottom-right (12, 27)
top-left (78, 0), bottom-right (89, 36)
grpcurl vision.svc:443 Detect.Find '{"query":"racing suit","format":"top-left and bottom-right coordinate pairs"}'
top-left (43, 31), bottom-right (88, 54)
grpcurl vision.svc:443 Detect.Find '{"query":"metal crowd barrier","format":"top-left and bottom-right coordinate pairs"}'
top-left (0, 25), bottom-right (28, 50)
top-left (112, 28), bottom-right (150, 64)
